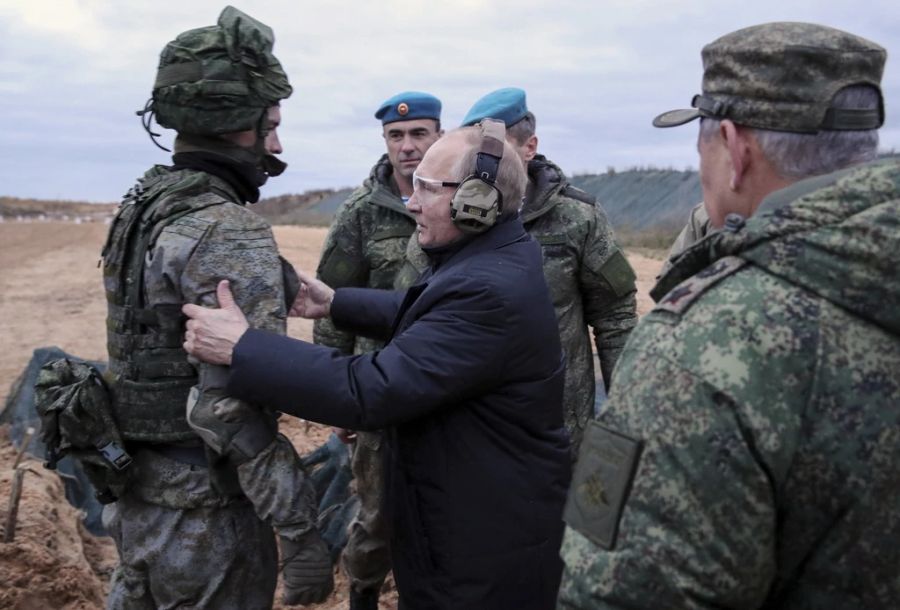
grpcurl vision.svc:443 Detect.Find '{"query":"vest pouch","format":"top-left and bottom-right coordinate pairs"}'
top-left (34, 358), bottom-right (133, 503)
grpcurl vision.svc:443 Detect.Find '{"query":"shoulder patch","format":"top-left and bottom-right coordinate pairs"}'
top-left (319, 248), bottom-right (365, 288)
top-left (655, 256), bottom-right (748, 315)
top-left (598, 249), bottom-right (637, 298)
top-left (563, 185), bottom-right (596, 205)
top-left (563, 421), bottom-right (642, 550)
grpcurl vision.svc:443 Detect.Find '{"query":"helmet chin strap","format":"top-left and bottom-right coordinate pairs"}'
top-left (135, 98), bottom-right (172, 152)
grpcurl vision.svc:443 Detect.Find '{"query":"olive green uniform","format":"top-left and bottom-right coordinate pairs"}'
top-left (314, 154), bottom-right (415, 594)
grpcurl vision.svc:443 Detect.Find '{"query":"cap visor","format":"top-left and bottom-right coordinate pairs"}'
top-left (652, 108), bottom-right (702, 128)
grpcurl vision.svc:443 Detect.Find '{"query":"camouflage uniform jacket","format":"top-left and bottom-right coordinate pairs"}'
top-left (558, 157), bottom-right (900, 609)
top-left (398, 155), bottom-right (637, 453)
top-left (314, 154), bottom-right (415, 355)
top-left (104, 165), bottom-right (294, 506)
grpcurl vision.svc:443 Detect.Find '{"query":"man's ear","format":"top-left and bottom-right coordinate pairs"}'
top-left (524, 134), bottom-right (538, 162)
top-left (721, 120), bottom-right (750, 191)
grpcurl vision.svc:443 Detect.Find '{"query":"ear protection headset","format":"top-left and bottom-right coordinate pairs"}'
top-left (450, 118), bottom-right (506, 234)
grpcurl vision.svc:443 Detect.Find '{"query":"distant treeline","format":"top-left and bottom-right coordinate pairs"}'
top-left (8, 151), bottom-right (897, 234)
top-left (248, 168), bottom-right (704, 233)
top-left (0, 196), bottom-right (117, 219)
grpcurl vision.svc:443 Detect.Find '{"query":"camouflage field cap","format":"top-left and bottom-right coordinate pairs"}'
top-left (653, 22), bottom-right (886, 133)
top-left (149, 5), bottom-right (292, 136)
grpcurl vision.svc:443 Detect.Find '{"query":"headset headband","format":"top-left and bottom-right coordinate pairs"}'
top-left (476, 119), bottom-right (506, 184)
top-left (449, 118), bottom-right (507, 234)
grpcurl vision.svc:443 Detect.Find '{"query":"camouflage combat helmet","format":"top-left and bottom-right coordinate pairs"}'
top-left (140, 6), bottom-right (292, 141)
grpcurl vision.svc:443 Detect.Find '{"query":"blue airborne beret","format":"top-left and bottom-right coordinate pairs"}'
top-left (461, 87), bottom-right (528, 127)
top-left (375, 91), bottom-right (442, 124)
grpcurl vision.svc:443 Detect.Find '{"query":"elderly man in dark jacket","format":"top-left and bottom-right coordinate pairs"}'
top-left (183, 121), bottom-right (572, 609)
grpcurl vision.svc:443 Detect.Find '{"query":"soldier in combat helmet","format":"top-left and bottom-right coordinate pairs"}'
top-left (558, 22), bottom-right (900, 608)
top-left (100, 7), bottom-right (332, 608)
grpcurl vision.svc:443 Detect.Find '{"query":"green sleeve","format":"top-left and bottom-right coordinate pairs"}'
top-left (313, 190), bottom-right (369, 353)
top-left (578, 208), bottom-right (638, 387)
top-left (558, 329), bottom-right (777, 609)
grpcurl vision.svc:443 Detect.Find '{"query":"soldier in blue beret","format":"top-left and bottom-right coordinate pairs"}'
top-left (313, 91), bottom-right (443, 610)
top-left (400, 87), bottom-right (639, 457)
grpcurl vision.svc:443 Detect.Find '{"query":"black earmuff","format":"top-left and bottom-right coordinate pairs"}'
top-left (450, 119), bottom-right (505, 234)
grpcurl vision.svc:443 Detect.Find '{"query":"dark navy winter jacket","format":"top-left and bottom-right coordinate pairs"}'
top-left (228, 217), bottom-right (571, 609)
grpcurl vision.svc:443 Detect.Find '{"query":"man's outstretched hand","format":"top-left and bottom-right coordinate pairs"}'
top-left (183, 280), bottom-right (249, 366)
top-left (290, 269), bottom-right (335, 319)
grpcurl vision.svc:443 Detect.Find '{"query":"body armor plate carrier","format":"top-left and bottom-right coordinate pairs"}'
top-left (101, 166), bottom-right (232, 442)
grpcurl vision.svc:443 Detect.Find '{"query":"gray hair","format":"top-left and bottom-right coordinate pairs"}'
top-left (451, 126), bottom-right (528, 217)
top-left (699, 85), bottom-right (880, 179)
top-left (506, 111), bottom-right (536, 146)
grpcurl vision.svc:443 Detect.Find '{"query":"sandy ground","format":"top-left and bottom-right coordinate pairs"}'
top-left (0, 221), bottom-right (663, 609)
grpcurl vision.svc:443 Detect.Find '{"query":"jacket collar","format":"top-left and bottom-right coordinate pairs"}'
top-left (521, 155), bottom-right (567, 223)
top-left (424, 216), bottom-right (529, 275)
top-left (366, 154), bottom-right (415, 219)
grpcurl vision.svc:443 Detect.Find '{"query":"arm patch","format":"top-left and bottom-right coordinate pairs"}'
top-left (598, 249), bottom-right (637, 297)
top-left (319, 248), bottom-right (365, 288)
top-left (563, 421), bottom-right (642, 550)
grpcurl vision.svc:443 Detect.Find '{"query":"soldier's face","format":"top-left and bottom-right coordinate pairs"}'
top-left (407, 134), bottom-right (465, 248)
top-left (263, 106), bottom-right (283, 155)
top-left (224, 106), bottom-right (283, 155)
top-left (383, 119), bottom-right (443, 180)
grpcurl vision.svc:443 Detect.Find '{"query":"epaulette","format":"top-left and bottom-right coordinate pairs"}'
top-left (562, 185), bottom-right (596, 205)
top-left (654, 256), bottom-right (748, 315)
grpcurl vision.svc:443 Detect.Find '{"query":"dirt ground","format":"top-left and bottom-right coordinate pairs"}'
top-left (0, 220), bottom-right (663, 609)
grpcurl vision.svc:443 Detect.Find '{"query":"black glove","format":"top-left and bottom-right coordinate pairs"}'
top-left (280, 528), bottom-right (335, 606)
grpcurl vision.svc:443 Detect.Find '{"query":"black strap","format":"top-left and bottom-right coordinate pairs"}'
top-left (692, 94), bottom-right (730, 118)
top-left (694, 93), bottom-right (883, 130)
top-left (821, 107), bottom-right (883, 130)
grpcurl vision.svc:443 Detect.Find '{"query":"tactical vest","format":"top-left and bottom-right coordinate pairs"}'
top-left (101, 166), bottom-right (233, 442)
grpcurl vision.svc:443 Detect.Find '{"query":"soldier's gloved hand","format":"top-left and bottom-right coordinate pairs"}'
top-left (186, 389), bottom-right (276, 463)
top-left (280, 528), bottom-right (334, 606)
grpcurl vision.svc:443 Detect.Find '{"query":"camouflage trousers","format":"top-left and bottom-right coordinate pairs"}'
top-left (342, 430), bottom-right (392, 593)
top-left (103, 449), bottom-right (277, 610)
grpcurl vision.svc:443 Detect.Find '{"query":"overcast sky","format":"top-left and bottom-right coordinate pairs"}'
top-left (1, 0), bottom-right (898, 202)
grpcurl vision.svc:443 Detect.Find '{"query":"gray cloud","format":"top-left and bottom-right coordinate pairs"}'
top-left (1, 0), bottom-right (897, 200)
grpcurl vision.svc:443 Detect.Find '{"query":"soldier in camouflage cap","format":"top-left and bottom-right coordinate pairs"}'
top-left (397, 87), bottom-right (638, 455)
top-left (313, 91), bottom-right (443, 610)
top-left (101, 7), bottom-right (331, 608)
top-left (559, 22), bottom-right (900, 608)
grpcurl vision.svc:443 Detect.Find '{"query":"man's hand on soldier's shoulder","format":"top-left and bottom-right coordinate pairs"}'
top-left (183, 280), bottom-right (249, 366)
top-left (290, 269), bottom-right (335, 319)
